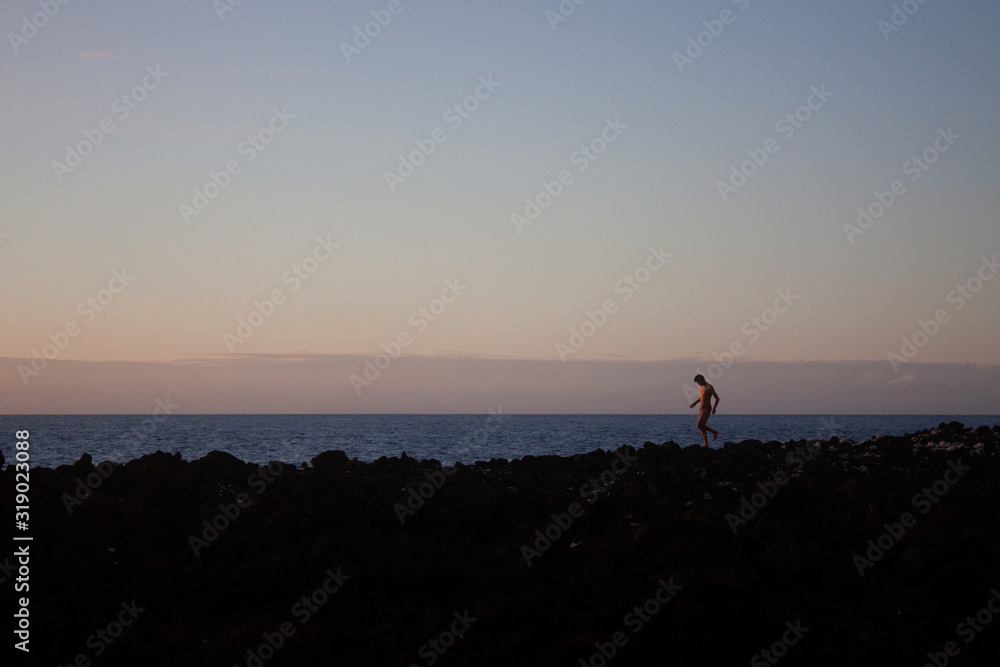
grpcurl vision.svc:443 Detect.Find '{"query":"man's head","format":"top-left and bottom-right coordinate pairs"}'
top-left (693, 374), bottom-right (706, 386)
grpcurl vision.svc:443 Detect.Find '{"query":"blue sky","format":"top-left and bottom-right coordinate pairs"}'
top-left (2, 0), bottom-right (998, 412)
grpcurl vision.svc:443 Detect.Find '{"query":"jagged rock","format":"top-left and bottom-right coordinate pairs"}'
top-left (2, 425), bottom-right (998, 666)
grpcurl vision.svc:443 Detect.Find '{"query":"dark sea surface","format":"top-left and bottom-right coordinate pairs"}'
top-left (3, 414), bottom-right (999, 469)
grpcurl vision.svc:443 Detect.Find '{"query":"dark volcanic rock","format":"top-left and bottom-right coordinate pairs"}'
top-left (3, 426), bottom-right (1000, 666)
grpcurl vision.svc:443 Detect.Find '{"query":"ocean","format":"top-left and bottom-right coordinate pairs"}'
top-left (2, 414), bottom-right (998, 469)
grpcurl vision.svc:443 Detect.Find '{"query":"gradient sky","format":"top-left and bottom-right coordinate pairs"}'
top-left (2, 0), bottom-right (998, 412)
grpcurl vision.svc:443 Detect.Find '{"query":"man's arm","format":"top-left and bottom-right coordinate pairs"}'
top-left (712, 388), bottom-right (721, 413)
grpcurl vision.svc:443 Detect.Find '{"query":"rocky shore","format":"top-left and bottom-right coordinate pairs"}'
top-left (4, 423), bottom-right (1000, 666)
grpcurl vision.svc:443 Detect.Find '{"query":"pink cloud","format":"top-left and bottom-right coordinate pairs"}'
top-left (1, 356), bottom-right (998, 415)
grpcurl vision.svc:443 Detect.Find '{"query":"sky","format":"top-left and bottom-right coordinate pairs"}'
top-left (1, 0), bottom-right (998, 413)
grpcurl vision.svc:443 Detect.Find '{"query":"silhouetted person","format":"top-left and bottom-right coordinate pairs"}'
top-left (689, 374), bottom-right (720, 447)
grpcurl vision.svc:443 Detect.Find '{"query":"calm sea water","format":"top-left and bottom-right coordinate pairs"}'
top-left (2, 415), bottom-right (998, 469)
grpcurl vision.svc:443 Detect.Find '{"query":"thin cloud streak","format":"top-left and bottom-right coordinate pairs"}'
top-left (1, 356), bottom-right (997, 415)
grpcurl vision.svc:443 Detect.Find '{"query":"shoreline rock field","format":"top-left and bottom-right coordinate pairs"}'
top-left (3, 422), bottom-right (1000, 666)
